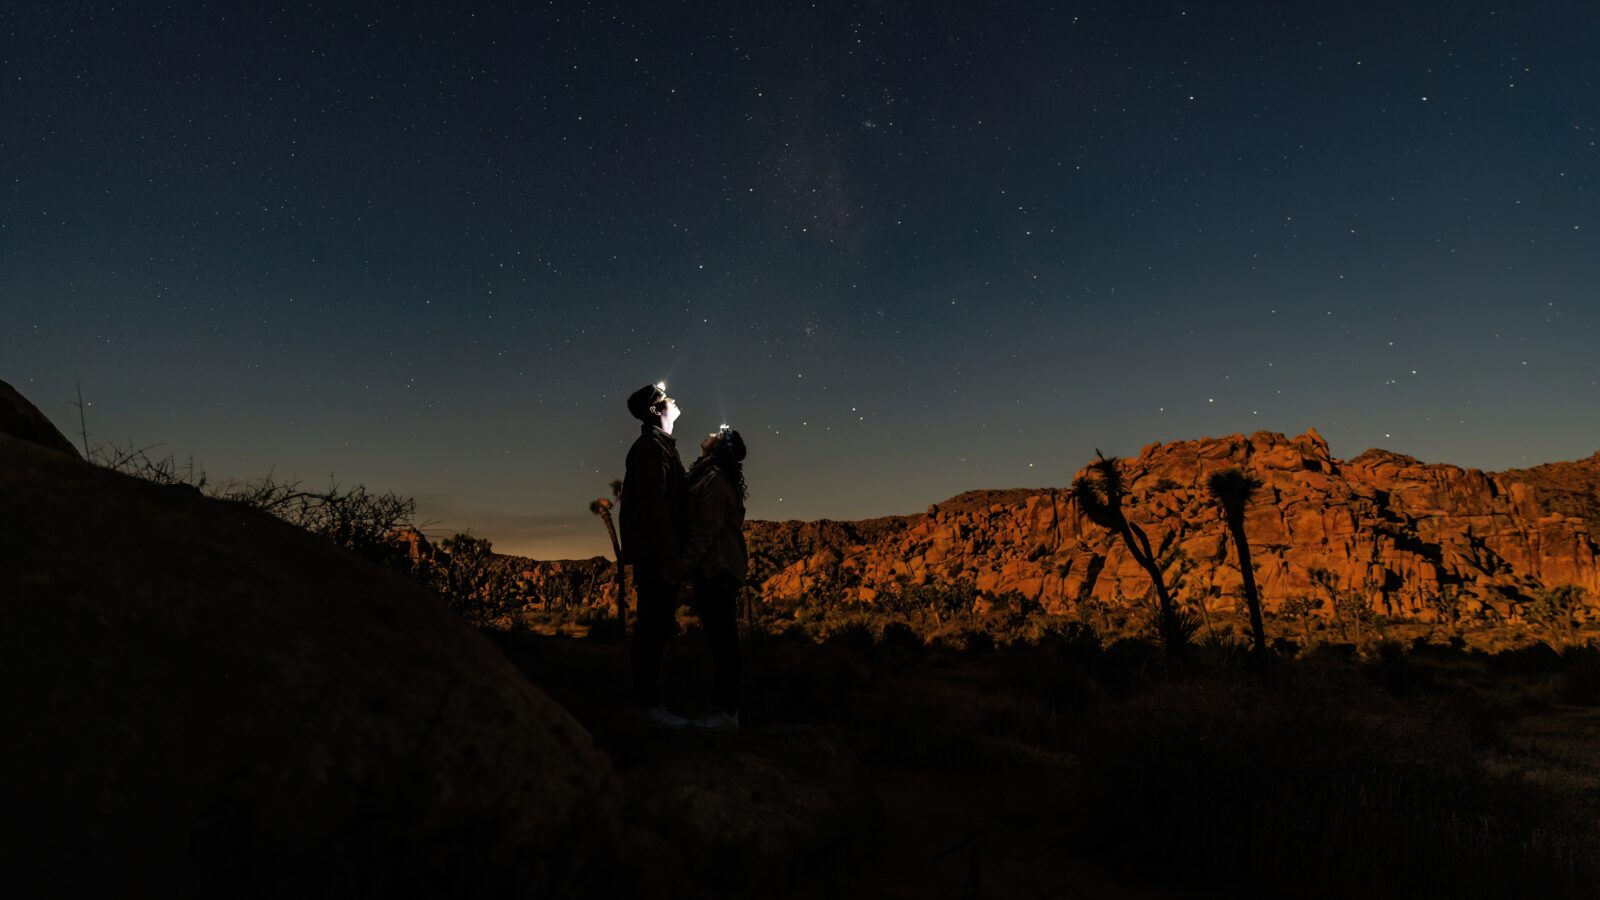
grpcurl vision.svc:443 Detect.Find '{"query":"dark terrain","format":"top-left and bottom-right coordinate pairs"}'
top-left (491, 619), bottom-right (1600, 899)
top-left (6, 378), bottom-right (1600, 898)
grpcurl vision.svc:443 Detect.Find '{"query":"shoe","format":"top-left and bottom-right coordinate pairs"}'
top-left (690, 706), bottom-right (740, 732)
top-left (641, 704), bottom-right (690, 730)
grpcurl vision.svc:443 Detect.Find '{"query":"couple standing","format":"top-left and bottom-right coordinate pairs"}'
top-left (619, 382), bottom-right (747, 731)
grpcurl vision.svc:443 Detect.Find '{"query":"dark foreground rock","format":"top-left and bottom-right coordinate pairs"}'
top-left (621, 725), bottom-right (879, 893)
top-left (0, 431), bottom-right (655, 897)
top-left (0, 377), bottom-right (79, 456)
top-left (484, 631), bottom-right (889, 896)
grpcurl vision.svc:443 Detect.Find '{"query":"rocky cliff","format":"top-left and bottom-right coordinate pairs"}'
top-left (518, 429), bottom-right (1600, 625)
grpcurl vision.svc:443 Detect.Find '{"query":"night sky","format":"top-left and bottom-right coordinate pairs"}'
top-left (5, 1), bottom-right (1597, 559)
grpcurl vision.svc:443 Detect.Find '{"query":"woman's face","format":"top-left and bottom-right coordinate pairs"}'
top-left (700, 432), bottom-right (721, 454)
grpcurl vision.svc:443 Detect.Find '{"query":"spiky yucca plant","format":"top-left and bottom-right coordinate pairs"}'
top-left (1071, 451), bottom-right (1190, 654)
top-left (1208, 467), bottom-right (1267, 667)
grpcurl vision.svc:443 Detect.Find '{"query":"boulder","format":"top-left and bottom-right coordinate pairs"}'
top-left (0, 431), bottom-right (643, 895)
top-left (0, 377), bottom-right (79, 456)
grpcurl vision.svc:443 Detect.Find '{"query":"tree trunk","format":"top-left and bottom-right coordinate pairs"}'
top-left (600, 513), bottom-right (627, 627)
top-left (1121, 521), bottom-right (1183, 653)
top-left (1231, 520), bottom-right (1267, 670)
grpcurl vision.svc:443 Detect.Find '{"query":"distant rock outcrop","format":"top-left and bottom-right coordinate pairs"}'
top-left (0, 431), bottom-right (645, 895)
top-left (515, 430), bottom-right (1600, 627)
top-left (0, 377), bottom-right (79, 457)
top-left (745, 430), bottom-right (1599, 623)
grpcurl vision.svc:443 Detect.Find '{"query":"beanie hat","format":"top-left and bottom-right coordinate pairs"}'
top-left (627, 383), bottom-right (667, 422)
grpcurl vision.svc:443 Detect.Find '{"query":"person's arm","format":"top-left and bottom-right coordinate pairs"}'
top-left (674, 473), bottom-right (729, 581)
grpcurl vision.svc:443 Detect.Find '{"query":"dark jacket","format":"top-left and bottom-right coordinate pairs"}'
top-left (676, 460), bottom-right (748, 584)
top-left (620, 425), bottom-right (687, 571)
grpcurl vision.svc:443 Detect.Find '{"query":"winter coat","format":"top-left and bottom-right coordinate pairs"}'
top-left (677, 461), bottom-right (748, 584)
top-left (619, 425), bottom-right (687, 571)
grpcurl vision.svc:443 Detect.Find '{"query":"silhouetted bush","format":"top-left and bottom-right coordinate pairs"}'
top-left (1191, 630), bottom-right (1251, 674)
top-left (1560, 643), bottom-right (1600, 704)
top-left (89, 440), bottom-right (418, 569)
top-left (1302, 641), bottom-right (1358, 665)
top-left (999, 630), bottom-right (1101, 716)
top-left (956, 628), bottom-right (995, 656)
top-left (1365, 638), bottom-right (1436, 696)
top-left (871, 621), bottom-right (925, 672)
top-left (89, 440), bottom-right (208, 487)
top-left (1094, 638), bottom-right (1159, 698)
top-left (412, 533), bottom-right (523, 627)
top-left (1492, 642), bottom-right (1565, 676)
top-left (220, 475), bottom-right (416, 568)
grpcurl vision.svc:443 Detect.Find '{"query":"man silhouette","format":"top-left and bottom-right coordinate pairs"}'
top-left (620, 382), bottom-right (691, 728)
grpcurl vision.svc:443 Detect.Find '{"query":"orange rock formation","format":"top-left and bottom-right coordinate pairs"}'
top-left (743, 429), bottom-right (1599, 623)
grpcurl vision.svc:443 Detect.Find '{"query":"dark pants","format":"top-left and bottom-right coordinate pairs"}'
top-left (630, 567), bottom-right (677, 708)
top-left (692, 571), bottom-right (742, 714)
top-left (631, 568), bottom-right (743, 712)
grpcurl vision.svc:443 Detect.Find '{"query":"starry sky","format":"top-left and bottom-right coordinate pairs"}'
top-left (5, 1), bottom-right (1597, 559)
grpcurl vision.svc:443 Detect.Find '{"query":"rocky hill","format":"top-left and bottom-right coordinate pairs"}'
top-left (0, 381), bottom-right (645, 894)
top-left (516, 429), bottom-right (1599, 626)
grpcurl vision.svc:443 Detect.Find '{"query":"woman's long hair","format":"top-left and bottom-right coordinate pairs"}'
top-left (690, 430), bottom-right (747, 500)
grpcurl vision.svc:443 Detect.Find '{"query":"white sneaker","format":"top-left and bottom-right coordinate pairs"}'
top-left (690, 706), bottom-right (740, 732)
top-left (641, 704), bottom-right (690, 730)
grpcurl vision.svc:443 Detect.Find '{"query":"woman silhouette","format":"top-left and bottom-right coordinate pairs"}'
top-left (671, 426), bottom-right (747, 730)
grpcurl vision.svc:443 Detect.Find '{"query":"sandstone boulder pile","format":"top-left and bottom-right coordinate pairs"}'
top-left (744, 429), bottom-right (1598, 623)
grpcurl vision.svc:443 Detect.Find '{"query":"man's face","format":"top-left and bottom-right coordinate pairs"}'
top-left (660, 396), bottom-right (680, 427)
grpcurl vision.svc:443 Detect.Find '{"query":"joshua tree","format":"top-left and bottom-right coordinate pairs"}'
top-left (1426, 585), bottom-right (1465, 637)
top-left (1207, 467), bottom-right (1267, 665)
top-left (1279, 595), bottom-right (1323, 646)
top-left (1530, 584), bottom-right (1586, 647)
top-left (1334, 591), bottom-right (1375, 647)
top-left (1071, 451), bottom-right (1190, 654)
top-left (1308, 566), bottom-right (1347, 640)
top-left (589, 478), bottom-right (628, 626)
